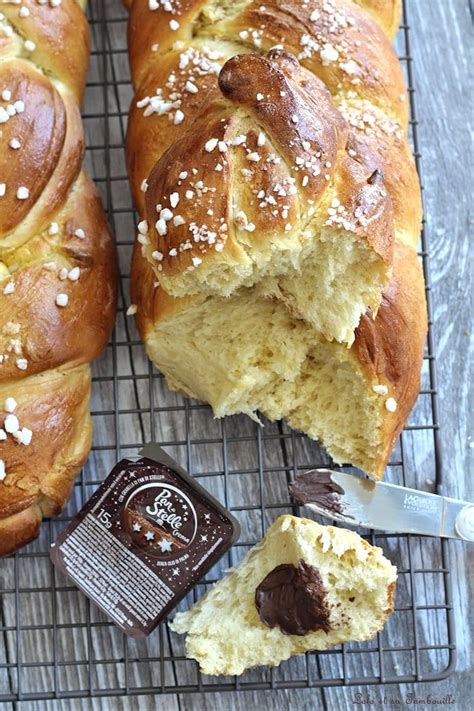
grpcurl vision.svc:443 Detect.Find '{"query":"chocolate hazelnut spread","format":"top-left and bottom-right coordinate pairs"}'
top-left (289, 470), bottom-right (345, 514)
top-left (255, 560), bottom-right (331, 636)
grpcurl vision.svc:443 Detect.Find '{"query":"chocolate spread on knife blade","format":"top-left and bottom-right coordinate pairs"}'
top-left (289, 470), bottom-right (345, 514)
top-left (255, 560), bottom-right (331, 636)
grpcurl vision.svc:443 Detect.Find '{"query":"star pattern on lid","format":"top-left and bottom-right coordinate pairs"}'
top-left (158, 539), bottom-right (173, 552)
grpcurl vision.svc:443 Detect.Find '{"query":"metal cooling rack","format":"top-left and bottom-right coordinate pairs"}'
top-left (0, 0), bottom-right (456, 701)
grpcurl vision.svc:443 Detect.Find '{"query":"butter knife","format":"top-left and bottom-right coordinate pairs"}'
top-left (289, 469), bottom-right (474, 541)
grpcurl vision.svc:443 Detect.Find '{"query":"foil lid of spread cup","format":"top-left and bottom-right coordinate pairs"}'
top-left (50, 444), bottom-right (240, 638)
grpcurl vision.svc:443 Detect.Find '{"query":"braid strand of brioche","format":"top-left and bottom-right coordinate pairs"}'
top-left (0, 0), bottom-right (117, 555)
top-left (125, 0), bottom-right (426, 479)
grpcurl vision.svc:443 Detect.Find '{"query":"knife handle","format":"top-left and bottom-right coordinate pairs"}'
top-left (455, 505), bottom-right (474, 541)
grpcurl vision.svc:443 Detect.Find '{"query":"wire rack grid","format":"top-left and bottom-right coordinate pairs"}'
top-left (0, 0), bottom-right (456, 702)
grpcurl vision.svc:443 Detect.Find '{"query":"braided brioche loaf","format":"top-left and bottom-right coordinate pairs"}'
top-left (0, 1), bottom-right (117, 555)
top-left (126, 0), bottom-right (426, 478)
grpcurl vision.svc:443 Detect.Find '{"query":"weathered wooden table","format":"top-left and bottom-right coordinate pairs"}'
top-left (1, 1), bottom-right (472, 709)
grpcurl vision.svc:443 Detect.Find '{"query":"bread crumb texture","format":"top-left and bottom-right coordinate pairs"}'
top-left (149, 288), bottom-right (386, 474)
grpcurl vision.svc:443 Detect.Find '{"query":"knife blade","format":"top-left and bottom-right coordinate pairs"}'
top-left (289, 469), bottom-right (474, 541)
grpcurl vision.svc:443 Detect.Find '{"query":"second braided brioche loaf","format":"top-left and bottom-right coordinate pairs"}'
top-left (0, 0), bottom-right (117, 555)
top-left (125, 0), bottom-right (426, 478)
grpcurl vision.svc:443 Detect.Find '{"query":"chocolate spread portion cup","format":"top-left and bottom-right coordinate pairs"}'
top-left (50, 444), bottom-right (240, 638)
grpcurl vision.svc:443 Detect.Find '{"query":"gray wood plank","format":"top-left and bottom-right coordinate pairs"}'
top-left (17, 698), bottom-right (179, 711)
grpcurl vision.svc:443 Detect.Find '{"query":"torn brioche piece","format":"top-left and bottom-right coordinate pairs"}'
top-left (170, 515), bottom-right (397, 676)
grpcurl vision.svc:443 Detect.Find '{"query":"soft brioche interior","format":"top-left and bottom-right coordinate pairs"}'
top-left (161, 226), bottom-right (387, 345)
top-left (259, 227), bottom-right (388, 344)
top-left (146, 289), bottom-right (385, 475)
top-left (170, 515), bottom-right (397, 676)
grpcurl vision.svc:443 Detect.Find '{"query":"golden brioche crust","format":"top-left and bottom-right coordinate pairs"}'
top-left (353, 242), bottom-right (427, 472)
top-left (0, 175), bottom-right (117, 383)
top-left (127, 0), bottom-right (418, 239)
top-left (1, 0), bottom-right (90, 102)
top-left (0, 61), bottom-right (67, 236)
top-left (140, 50), bottom-right (393, 288)
top-left (0, 2), bottom-right (117, 554)
top-left (0, 365), bottom-right (92, 557)
top-left (353, 0), bottom-right (402, 39)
